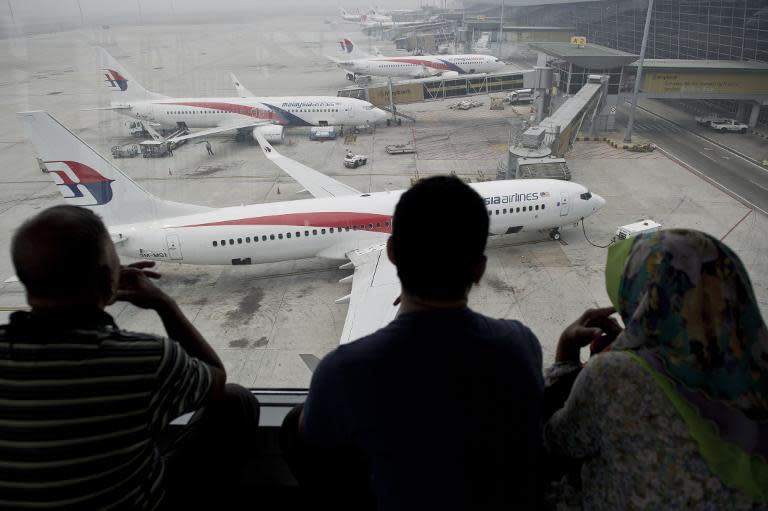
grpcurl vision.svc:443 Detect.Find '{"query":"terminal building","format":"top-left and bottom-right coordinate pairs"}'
top-left (467, 0), bottom-right (768, 128)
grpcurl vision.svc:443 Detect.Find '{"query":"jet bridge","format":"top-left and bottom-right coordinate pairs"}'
top-left (507, 74), bottom-right (608, 180)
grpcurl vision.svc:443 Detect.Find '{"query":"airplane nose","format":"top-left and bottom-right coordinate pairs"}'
top-left (592, 193), bottom-right (606, 210)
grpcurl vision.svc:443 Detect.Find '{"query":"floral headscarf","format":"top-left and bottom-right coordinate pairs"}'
top-left (610, 229), bottom-right (768, 419)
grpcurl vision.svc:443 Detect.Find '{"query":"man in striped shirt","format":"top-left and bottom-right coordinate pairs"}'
top-left (1, 205), bottom-right (259, 510)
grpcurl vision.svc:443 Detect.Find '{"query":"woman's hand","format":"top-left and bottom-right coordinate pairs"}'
top-left (556, 307), bottom-right (622, 363)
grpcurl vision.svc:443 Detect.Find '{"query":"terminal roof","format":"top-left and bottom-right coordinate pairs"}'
top-left (529, 42), bottom-right (639, 68)
top-left (627, 59), bottom-right (768, 72)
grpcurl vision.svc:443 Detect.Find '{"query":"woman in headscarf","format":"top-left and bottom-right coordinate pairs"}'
top-left (544, 229), bottom-right (768, 510)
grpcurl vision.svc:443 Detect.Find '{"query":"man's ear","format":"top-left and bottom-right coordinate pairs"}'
top-left (472, 255), bottom-right (487, 285)
top-left (386, 237), bottom-right (396, 265)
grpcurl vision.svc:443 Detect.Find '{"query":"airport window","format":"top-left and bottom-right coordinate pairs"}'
top-left (212, 241), bottom-right (217, 247)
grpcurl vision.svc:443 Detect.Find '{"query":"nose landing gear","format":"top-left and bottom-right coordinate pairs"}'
top-left (549, 229), bottom-right (561, 241)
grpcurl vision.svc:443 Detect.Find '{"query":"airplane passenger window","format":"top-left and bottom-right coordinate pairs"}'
top-left (212, 241), bottom-right (218, 247)
top-left (329, 228), bottom-right (334, 233)
top-left (287, 233), bottom-right (291, 238)
top-left (238, 238), bottom-right (242, 244)
top-left (321, 229), bottom-right (326, 234)
top-left (270, 235), bottom-right (275, 240)
top-left (313, 230), bottom-right (318, 235)
top-left (229, 239), bottom-right (234, 245)
top-left (278, 234), bottom-right (283, 239)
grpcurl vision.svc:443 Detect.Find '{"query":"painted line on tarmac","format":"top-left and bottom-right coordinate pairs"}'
top-left (720, 209), bottom-right (753, 242)
top-left (637, 105), bottom-right (768, 174)
top-left (655, 145), bottom-right (767, 217)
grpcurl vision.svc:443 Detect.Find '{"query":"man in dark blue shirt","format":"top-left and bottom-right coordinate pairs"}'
top-left (283, 176), bottom-right (544, 510)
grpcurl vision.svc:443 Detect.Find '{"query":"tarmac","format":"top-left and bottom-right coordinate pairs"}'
top-left (0, 16), bottom-right (766, 388)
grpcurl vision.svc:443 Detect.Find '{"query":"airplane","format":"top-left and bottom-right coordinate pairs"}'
top-left (328, 40), bottom-right (506, 81)
top-left (17, 111), bottom-right (606, 345)
top-left (95, 48), bottom-right (388, 145)
top-left (340, 7), bottom-right (365, 22)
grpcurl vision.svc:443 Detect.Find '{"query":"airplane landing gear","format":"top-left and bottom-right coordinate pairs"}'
top-left (346, 72), bottom-right (355, 81)
top-left (549, 229), bottom-right (561, 241)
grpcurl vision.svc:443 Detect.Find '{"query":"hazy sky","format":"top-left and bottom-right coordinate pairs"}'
top-left (3, 0), bottom-right (434, 23)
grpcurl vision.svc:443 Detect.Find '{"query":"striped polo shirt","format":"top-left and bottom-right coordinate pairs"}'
top-left (0, 309), bottom-right (213, 510)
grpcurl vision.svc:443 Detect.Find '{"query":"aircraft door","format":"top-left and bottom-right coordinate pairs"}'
top-left (166, 234), bottom-right (183, 260)
top-left (559, 192), bottom-right (570, 216)
top-left (346, 104), bottom-right (354, 120)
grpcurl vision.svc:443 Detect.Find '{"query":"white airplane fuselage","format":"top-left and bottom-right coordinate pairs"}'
top-left (339, 54), bottom-right (505, 79)
top-left (117, 96), bottom-right (386, 129)
top-left (110, 180), bottom-right (604, 266)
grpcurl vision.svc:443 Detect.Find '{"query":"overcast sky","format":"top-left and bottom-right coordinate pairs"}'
top-left (2, 0), bottom-right (439, 23)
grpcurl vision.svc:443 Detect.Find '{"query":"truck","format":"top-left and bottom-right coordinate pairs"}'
top-left (694, 114), bottom-right (729, 127)
top-left (708, 118), bottom-right (748, 134)
top-left (616, 219), bottom-right (662, 241)
top-left (504, 89), bottom-right (534, 104)
top-left (309, 126), bottom-right (338, 141)
top-left (344, 152), bottom-right (368, 168)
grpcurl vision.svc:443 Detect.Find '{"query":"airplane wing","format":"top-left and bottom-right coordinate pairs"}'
top-left (254, 131), bottom-right (361, 198)
top-left (230, 73), bottom-right (254, 98)
top-left (165, 119), bottom-right (270, 144)
top-left (338, 243), bottom-right (401, 344)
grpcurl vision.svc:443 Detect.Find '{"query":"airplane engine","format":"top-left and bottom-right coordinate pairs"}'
top-left (253, 125), bottom-right (285, 144)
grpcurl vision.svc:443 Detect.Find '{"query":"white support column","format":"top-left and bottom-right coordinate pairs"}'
top-left (748, 102), bottom-right (761, 128)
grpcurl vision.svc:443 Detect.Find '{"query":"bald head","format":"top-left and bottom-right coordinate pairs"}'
top-left (12, 205), bottom-right (117, 305)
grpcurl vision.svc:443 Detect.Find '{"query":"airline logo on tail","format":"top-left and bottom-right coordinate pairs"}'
top-left (103, 68), bottom-right (128, 91)
top-left (339, 38), bottom-right (354, 53)
top-left (45, 161), bottom-right (115, 205)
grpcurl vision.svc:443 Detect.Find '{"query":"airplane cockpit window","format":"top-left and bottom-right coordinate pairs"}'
top-left (580, 191), bottom-right (593, 200)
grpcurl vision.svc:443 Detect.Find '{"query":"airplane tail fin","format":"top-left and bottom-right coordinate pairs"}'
top-left (97, 47), bottom-right (167, 102)
top-left (337, 38), bottom-right (373, 58)
top-left (16, 111), bottom-right (207, 227)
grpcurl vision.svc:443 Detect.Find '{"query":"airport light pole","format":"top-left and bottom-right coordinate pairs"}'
top-left (624, 0), bottom-right (654, 143)
top-left (497, 0), bottom-right (504, 58)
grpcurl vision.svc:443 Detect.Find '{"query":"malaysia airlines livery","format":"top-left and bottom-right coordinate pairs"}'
top-left (329, 39), bottom-right (505, 80)
top-left (18, 111), bottom-right (605, 344)
top-left (97, 48), bottom-right (387, 144)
